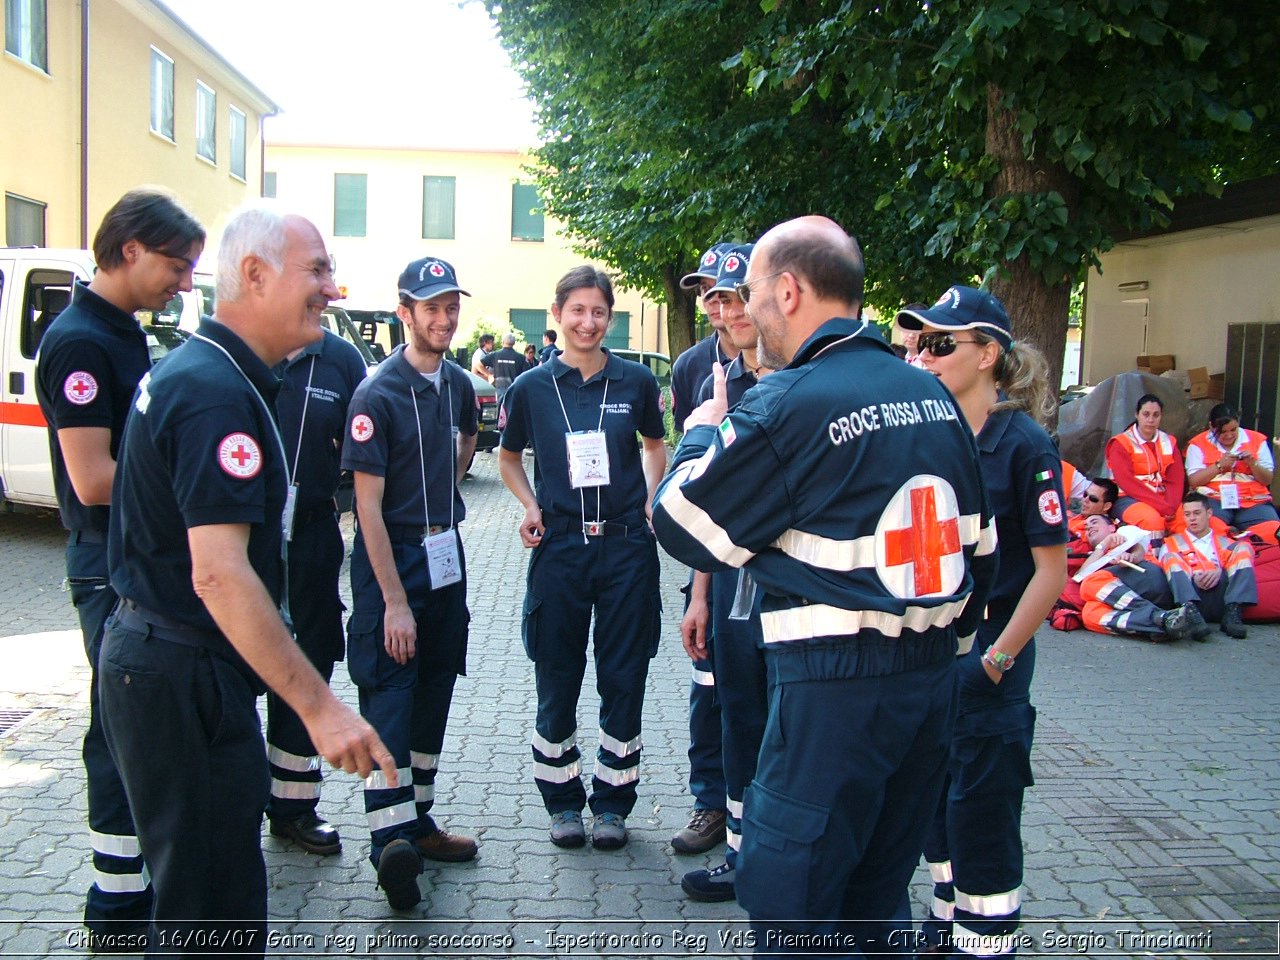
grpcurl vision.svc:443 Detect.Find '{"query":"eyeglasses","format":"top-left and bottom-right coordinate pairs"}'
top-left (734, 271), bottom-right (785, 304)
top-left (918, 333), bottom-right (981, 357)
top-left (1083, 493), bottom-right (1103, 503)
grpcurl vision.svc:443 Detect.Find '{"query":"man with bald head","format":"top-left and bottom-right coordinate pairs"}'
top-left (101, 206), bottom-right (396, 955)
top-left (653, 216), bottom-right (997, 953)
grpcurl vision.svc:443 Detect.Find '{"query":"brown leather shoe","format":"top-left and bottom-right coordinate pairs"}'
top-left (415, 827), bottom-right (477, 863)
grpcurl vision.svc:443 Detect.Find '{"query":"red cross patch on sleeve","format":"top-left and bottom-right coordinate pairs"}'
top-left (1038, 490), bottom-right (1063, 525)
top-left (350, 414), bottom-right (375, 443)
top-left (64, 372), bottom-right (99, 405)
top-left (218, 433), bottom-right (262, 478)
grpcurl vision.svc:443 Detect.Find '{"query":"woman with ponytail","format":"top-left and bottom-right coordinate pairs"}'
top-left (897, 287), bottom-right (1068, 958)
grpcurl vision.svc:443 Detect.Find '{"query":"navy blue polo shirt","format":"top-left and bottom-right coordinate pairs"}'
top-left (340, 345), bottom-right (477, 528)
top-left (108, 319), bottom-right (288, 636)
top-left (273, 330), bottom-right (366, 508)
top-left (500, 348), bottom-right (665, 520)
top-left (671, 333), bottom-right (732, 432)
top-left (481, 346), bottom-right (528, 390)
top-left (35, 282), bottom-right (150, 533)
top-left (962, 405), bottom-right (1067, 718)
top-left (695, 353), bottom-right (758, 408)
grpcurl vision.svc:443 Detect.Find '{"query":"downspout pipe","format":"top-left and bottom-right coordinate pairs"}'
top-left (80, 0), bottom-right (90, 248)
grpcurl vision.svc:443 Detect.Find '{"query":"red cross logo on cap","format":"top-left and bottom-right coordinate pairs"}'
top-left (429, 262), bottom-right (446, 278)
top-left (351, 414), bottom-right (374, 442)
top-left (217, 433), bottom-right (262, 479)
top-left (64, 371), bottom-right (99, 406)
top-left (875, 476), bottom-right (964, 598)
top-left (724, 255), bottom-right (740, 273)
top-left (702, 251), bottom-right (718, 267)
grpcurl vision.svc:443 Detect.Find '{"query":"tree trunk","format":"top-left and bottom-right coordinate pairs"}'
top-left (662, 263), bottom-right (699, 358)
top-left (985, 83), bottom-right (1076, 409)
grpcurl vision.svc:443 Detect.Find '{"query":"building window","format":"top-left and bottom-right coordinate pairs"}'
top-left (509, 309), bottom-right (547, 345)
top-left (195, 81), bottom-right (216, 162)
top-left (5, 192), bottom-right (45, 246)
top-left (422, 176), bottom-right (455, 240)
top-left (605, 310), bottom-right (630, 349)
top-left (511, 182), bottom-right (544, 242)
top-left (229, 106), bottom-right (246, 181)
top-left (149, 47), bottom-right (174, 140)
top-left (263, 171), bottom-right (277, 198)
top-left (334, 173), bottom-right (367, 237)
top-left (4, 0), bottom-right (47, 72)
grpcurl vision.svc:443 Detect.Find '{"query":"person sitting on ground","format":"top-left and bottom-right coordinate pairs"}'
top-left (1159, 493), bottom-right (1258, 640)
top-left (1068, 477), bottom-right (1119, 539)
top-left (1105, 393), bottom-right (1186, 535)
top-left (1184, 403), bottom-right (1279, 538)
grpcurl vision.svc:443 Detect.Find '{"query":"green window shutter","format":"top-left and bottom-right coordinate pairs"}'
top-left (605, 310), bottom-right (630, 349)
top-left (511, 182), bottom-right (544, 241)
top-left (509, 309), bottom-right (547, 345)
top-left (334, 173), bottom-right (367, 237)
top-left (422, 176), bottom-right (455, 239)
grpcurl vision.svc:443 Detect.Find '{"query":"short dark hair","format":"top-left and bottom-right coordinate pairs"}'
top-left (1182, 491), bottom-right (1212, 509)
top-left (1089, 477), bottom-right (1119, 506)
top-left (554, 266), bottom-right (614, 311)
top-left (1135, 393), bottom-right (1163, 414)
top-left (92, 188), bottom-right (204, 271)
top-left (766, 230), bottom-right (864, 306)
top-left (544, 329), bottom-right (557, 344)
top-left (479, 334), bottom-right (495, 347)
top-left (1209, 402), bottom-right (1239, 431)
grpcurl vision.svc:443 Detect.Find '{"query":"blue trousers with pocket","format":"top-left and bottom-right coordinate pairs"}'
top-left (347, 529), bottom-right (468, 867)
top-left (522, 520), bottom-right (661, 817)
top-left (67, 533), bottom-right (153, 934)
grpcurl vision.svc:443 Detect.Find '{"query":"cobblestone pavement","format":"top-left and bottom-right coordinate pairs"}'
top-left (1, 451), bottom-right (1277, 957)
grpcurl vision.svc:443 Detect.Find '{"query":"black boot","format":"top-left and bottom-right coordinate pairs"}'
top-left (1220, 602), bottom-right (1247, 639)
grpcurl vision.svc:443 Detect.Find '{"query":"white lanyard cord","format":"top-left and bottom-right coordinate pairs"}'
top-left (288, 355), bottom-right (317, 487)
top-left (409, 376), bottom-right (455, 532)
top-left (552, 365), bottom-right (609, 533)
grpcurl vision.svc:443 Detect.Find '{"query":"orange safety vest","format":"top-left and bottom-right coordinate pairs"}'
top-left (1161, 530), bottom-right (1254, 575)
top-left (1186, 428), bottom-right (1273, 506)
top-left (1110, 426), bottom-right (1177, 497)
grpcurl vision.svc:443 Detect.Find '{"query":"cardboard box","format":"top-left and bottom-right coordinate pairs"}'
top-left (1188, 366), bottom-right (1209, 399)
top-left (1136, 354), bottom-right (1176, 375)
top-left (1208, 373), bottom-right (1225, 401)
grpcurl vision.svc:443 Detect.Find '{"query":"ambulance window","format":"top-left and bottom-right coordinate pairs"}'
top-left (22, 269), bottom-right (75, 359)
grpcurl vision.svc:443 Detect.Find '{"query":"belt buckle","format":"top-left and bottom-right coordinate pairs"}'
top-left (583, 521), bottom-right (603, 537)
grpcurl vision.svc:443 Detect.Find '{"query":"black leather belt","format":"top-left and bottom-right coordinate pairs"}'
top-left (115, 599), bottom-right (223, 650)
top-left (384, 523), bottom-right (453, 544)
top-left (294, 499), bottom-right (338, 528)
top-left (543, 516), bottom-right (643, 538)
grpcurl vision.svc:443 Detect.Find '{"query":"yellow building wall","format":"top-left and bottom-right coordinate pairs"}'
top-left (264, 143), bottom-right (664, 351)
top-left (1, 0), bottom-right (81, 243)
top-left (1082, 215), bottom-right (1280, 384)
top-left (2, 0), bottom-right (272, 250)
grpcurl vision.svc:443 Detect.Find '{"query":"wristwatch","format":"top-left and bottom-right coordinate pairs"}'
top-left (982, 646), bottom-right (1015, 673)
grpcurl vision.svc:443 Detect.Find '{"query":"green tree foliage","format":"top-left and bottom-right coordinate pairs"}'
top-left (486, 0), bottom-right (959, 353)
top-left (737, 0), bottom-right (1279, 387)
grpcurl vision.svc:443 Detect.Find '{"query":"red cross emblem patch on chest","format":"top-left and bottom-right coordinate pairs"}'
top-left (875, 475), bottom-right (964, 598)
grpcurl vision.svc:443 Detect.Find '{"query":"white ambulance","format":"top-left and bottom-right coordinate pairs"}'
top-left (0, 248), bottom-right (202, 512)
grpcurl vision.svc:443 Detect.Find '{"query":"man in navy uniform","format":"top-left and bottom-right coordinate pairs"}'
top-left (668, 241), bottom-right (738, 856)
top-left (35, 187), bottom-right (204, 950)
top-left (482, 331), bottom-right (529, 404)
top-left (265, 327), bottom-right (367, 854)
top-left (99, 206), bottom-right (394, 955)
top-left (342, 256), bottom-right (479, 912)
top-left (652, 216), bottom-right (997, 954)
top-left (538, 329), bottom-right (558, 365)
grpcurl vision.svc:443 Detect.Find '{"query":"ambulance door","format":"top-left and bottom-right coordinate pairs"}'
top-left (0, 260), bottom-right (80, 508)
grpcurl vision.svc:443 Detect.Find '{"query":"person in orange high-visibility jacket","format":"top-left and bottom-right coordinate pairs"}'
top-left (1184, 403), bottom-right (1278, 534)
top-left (1105, 393), bottom-right (1186, 535)
top-left (1159, 493), bottom-right (1257, 639)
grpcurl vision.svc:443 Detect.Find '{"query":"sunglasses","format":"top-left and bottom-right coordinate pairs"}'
top-left (918, 332), bottom-right (982, 357)
top-left (1083, 493), bottom-right (1103, 503)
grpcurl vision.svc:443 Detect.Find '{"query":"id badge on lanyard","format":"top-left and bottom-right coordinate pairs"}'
top-left (1219, 483), bottom-right (1240, 510)
top-left (566, 429), bottom-right (611, 488)
top-left (424, 529), bottom-right (462, 589)
top-left (282, 483), bottom-right (299, 541)
top-left (728, 569), bottom-right (758, 621)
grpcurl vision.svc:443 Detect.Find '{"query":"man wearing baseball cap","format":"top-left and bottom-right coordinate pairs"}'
top-left (668, 241), bottom-right (739, 857)
top-left (341, 256), bottom-right (479, 911)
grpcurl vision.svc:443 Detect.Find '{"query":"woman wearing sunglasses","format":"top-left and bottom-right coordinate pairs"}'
top-left (1184, 402), bottom-right (1278, 535)
top-left (1104, 394), bottom-right (1186, 535)
top-left (897, 287), bottom-right (1068, 958)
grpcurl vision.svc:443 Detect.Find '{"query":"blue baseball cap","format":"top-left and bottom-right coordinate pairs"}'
top-left (707, 243), bottom-right (754, 296)
top-left (895, 286), bottom-right (1013, 350)
top-left (398, 257), bottom-right (471, 300)
top-left (679, 242), bottom-right (735, 290)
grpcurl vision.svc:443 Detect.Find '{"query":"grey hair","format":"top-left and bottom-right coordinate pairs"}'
top-left (215, 204), bottom-right (290, 303)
